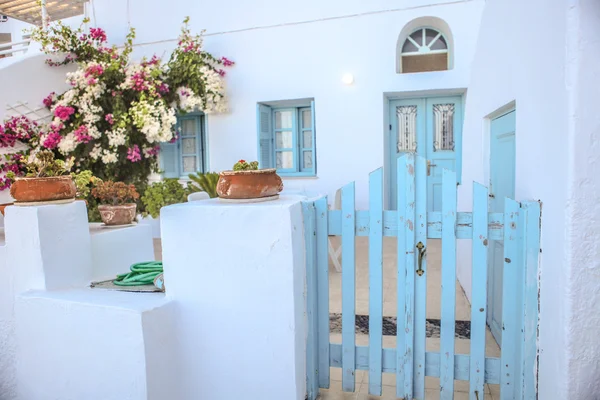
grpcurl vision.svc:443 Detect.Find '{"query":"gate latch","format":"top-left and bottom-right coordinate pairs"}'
top-left (416, 242), bottom-right (426, 276)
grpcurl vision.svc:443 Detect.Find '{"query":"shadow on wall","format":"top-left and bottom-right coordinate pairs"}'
top-left (0, 52), bottom-right (76, 123)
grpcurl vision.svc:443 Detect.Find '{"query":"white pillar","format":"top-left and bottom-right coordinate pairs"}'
top-left (41, 0), bottom-right (48, 29)
top-left (5, 201), bottom-right (93, 291)
top-left (160, 196), bottom-right (307, 400)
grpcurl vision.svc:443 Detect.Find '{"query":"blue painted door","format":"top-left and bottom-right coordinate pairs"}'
top-left (389, 96), bottom-right (462, 210)
top-left (487, 110), bottom-right (516, 345)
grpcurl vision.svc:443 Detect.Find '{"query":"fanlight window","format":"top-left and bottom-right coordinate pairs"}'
top-left (400, 28), bottom-right (449, 73)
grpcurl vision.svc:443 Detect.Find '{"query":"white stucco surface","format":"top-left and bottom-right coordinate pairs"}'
top-left (160, 196), bottom-right (307, 400)
top-left (76, 0), bottom-right (484, 209)
top-left (457, 0), bottom-right (600, 397)
top-left (89, 222), bottom-right (155, 281)
top-left (15, 289), bottom-right (171, 400)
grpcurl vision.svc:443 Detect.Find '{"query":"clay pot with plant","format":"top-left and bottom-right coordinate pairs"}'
top-left (216, 159), bottom-right (283, 200)
top-left (92, 180), bottom-right (140, 226)
top-left (8, 150), bottom-right (77, 204)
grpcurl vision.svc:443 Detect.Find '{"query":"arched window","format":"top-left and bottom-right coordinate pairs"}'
top-left (400, 27), bottom-right (449, 73)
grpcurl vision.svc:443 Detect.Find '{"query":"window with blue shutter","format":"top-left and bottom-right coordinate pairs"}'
top-left (257, 100), bottom-right (316, 177)
top-left (160, 113), bottom-right (206, 178)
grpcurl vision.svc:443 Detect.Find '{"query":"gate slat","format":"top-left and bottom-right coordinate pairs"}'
top-left (396, 154), bottom-right (415, 399)
top-left (440, 169), bottom-right (457, 399)
top-left (470, 183), bottom-right (489, 400)
top-left (500, 199), bottom-right (521, 399)
top-left (521, 201), bottom-right (541, 400)
top-left (368, 168), bottom-right (384, 396)
top-left (302, 201), bottom-right (319, 400)
top-left (341, 182), bottom-right (356, 392)
top-left (315, 197), bottom-right (330, 388)
top-left (414, 155), bottom-right (427, 398)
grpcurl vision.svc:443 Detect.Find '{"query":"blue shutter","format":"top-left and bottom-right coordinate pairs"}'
top-left (257, 104), bottom-right (274, 169)
top-left (310, 100), bottom-right (317, 174)
top-left (160, 141), bottom-right (180, 178)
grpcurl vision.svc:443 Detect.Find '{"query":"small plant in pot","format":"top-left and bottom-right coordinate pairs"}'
top-left (8, 150), bottom-right (77, 204)
top-left (92, 180), bottom-right (140, 226)
top-left (72, 170), bottom-right (100, 203)
top-left (216, 159), bottom-right (283, 200)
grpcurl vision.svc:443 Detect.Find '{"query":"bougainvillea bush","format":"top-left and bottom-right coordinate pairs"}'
top-left (2, 17), bottom-right (233, 216)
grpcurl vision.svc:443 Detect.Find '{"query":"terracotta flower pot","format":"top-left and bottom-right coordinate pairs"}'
top-left (0, 203), bottom-right (13, 216)
top-left (10, 176), bottom-right (76, 204)
top-left (216, 169), bottom-right (283, 199)
top-left (98, 203), bottom-right (137, 226)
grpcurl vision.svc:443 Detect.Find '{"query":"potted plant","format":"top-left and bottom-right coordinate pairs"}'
top-left (92, 180), bottom-right (140, 226)
top-left (187, 172), bottom-right (220, 198)
top-left (216, 159), bottom-right (283, 200)
top-left (8, 150), bottom-right (77, 204)
top-left (72, 170), bottom-right (99, 203)
top-left (141, 179), bottom-right (187, 219)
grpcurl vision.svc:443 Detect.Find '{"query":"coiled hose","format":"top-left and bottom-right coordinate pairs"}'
top-left (113, 261), bottom-right (163, 286)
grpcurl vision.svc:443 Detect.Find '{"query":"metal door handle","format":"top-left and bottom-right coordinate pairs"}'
top-left (416, 242), bottom-right (426, 276)
top-left (427, 161), bottom-right (437, 176)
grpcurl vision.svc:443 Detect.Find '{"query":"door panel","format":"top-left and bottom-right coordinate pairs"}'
top-left (389, 96), bottom-right (462, 211)
top-left (426, 97), bottom-right (462, 212)
top-left (389, 99), bottom-right (425, 209)
top-left (487, 110), bottom-right (516, 346)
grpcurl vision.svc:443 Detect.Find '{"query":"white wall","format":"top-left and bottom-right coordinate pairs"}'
top-left (0, 17), bottom-right (31, 41)
top-left (89, 0), bottom-right (484, 208)
top-left (458, 0), bottom-right (600, 398)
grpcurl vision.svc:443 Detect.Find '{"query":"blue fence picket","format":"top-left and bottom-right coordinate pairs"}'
top-left (341, 182), bottom-right (356, 392)
top-left (368, 168), bottom-right (384, 396)
top-left (396, 154), bottom-right (416, 399)
top-left (500, 199), bottom-right (522, 399)
top-left (440, 169), bottom-right (458, 399)
top-left (413, 155), bottom-right (427, 398)
top-left (521, 201), bottom-right (541, 400)
top-left (470, 183), bottom-right (489, 400)
top-left (302, 201), bottom-right (319, 400)
top-left (315, 197), bottom-right (330, 389)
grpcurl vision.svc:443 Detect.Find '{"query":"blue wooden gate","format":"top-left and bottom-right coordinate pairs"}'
top-left (302, 154), bottom-right (541, 400)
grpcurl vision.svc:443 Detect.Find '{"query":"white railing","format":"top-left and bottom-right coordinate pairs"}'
top-left (0, 37), bottom-right (32, 58)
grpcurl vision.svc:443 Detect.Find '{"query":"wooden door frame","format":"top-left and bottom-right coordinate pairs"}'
top-left (383, 89), bottom-right (466, 209)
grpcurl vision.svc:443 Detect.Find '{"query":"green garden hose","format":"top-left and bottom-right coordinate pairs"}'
top-left (113, 261), bottom-right (163, 286)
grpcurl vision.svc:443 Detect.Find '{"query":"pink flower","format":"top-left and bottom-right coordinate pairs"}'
top-left (73, 125), bottom-right (93, 143)
top-left (42, 132), bottom-right (62, 149)
top-left (146, 145), bottom-right (160, 156)
top-left (221, 57), bottom-right (234, 67)
top-left (85, 64), bottom-right (104, 77)
top-left (158, 83), bottom-right (170, 94)
top-left (127, 145), bottom-right (142, 162)
top-left (217, 69), bottom-right (226, 77)
top-left (54, 106), bottom-right (75, 121)
top-left (43, 92), bottom-right (56, 108)
top-left (105, 114), bottom-right (114, 125)
top-left (89, 27), bottom-right (107, 43)
top-left (87, 77), bottom-right (98, 85)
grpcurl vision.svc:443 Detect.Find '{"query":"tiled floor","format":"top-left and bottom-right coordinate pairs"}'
top-left (153, 237), bottom-right (501, 399)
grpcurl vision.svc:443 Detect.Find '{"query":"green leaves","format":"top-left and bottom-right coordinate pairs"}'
top-left (141, 179), bottom-right (188, 218)
top-left (187, 172), bottom-right (220, 198)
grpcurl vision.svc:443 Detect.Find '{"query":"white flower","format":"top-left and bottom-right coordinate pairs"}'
top-left (101, 149), bottom-right (118, 164)
top-left (89, 144), bottom-right (102, 160)
top-left (57, 132), bottom-right (77, 154)
top-left (107, 128), bottom-right (127, 147)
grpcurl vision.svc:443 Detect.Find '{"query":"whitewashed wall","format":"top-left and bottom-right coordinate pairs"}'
top-left (0, 18), bottom-right (30, 41)
top-left (89, 0), bottom-right (485, 208)
top-left (458, 0), bottom-right (600, 398)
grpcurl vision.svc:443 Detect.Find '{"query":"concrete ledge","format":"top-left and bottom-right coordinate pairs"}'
top-left (89, 223), bottom-right (155, 281)
top-left (16, 289), bottom-right (175, 400)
